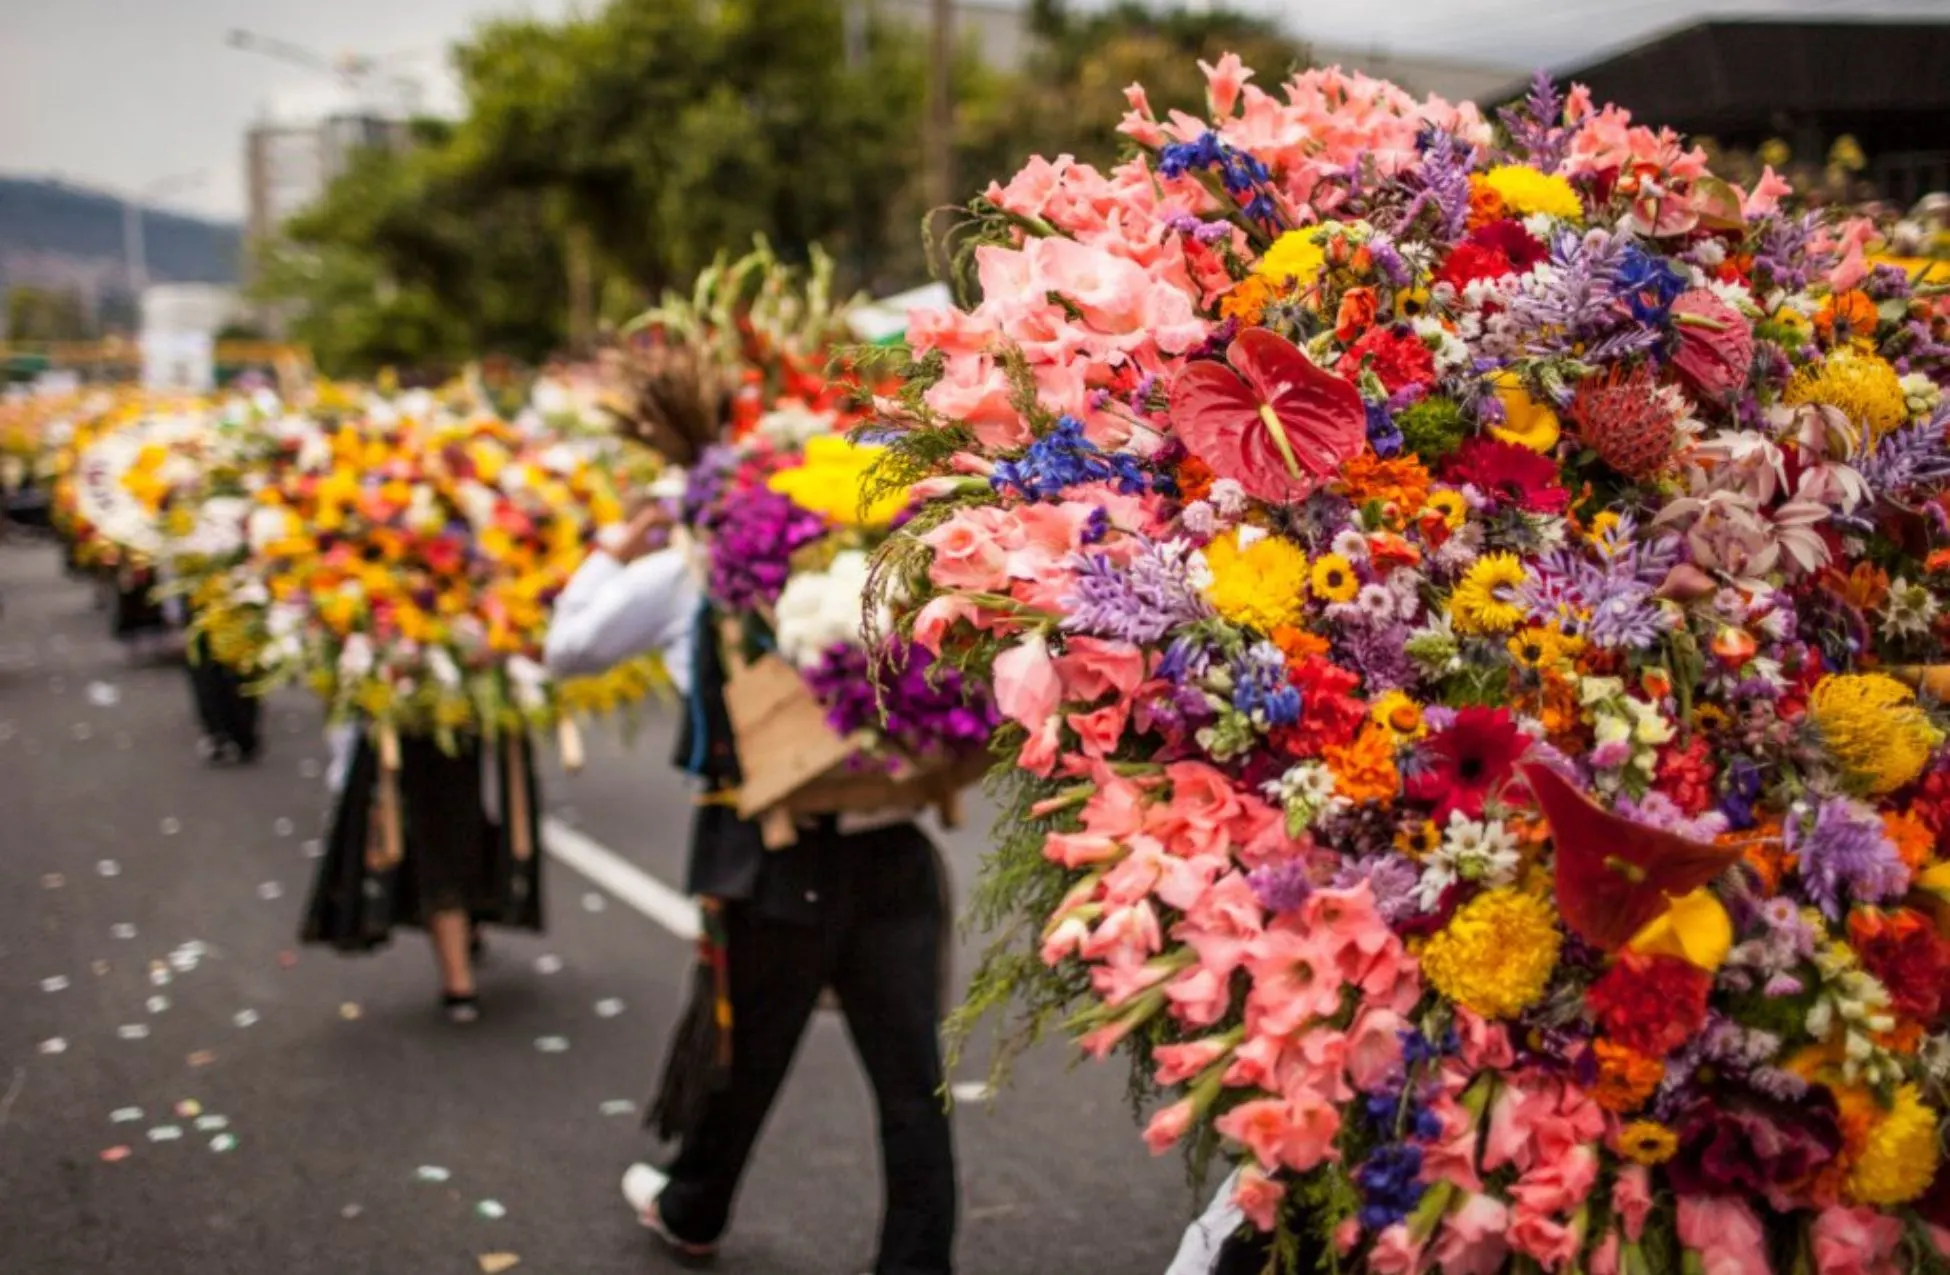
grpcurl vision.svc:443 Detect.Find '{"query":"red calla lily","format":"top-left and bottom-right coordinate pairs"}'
top-left (1169, 328), bottom-right (1367, 504)
top-left (1521, 760), bottom-right (1743, 950)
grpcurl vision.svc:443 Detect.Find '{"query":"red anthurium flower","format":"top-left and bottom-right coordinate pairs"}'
top-left (1521, 761), bottom-right (1743, 951)
top-left (1169, 328), bottom-right (1367, 504)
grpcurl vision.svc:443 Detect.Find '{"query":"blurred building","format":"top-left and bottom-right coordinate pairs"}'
top-left (243, 113), bottom-right (409, 254)
top-left (874, 0), bottom-right (1031, 71)
top-left (1515, 19), bottom-right (1950, 204)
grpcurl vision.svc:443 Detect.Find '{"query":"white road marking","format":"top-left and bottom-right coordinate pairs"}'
top-left (950, 1081), bottom-right (994, 1104)
top-left (540, 817), bottom-right (700, 941)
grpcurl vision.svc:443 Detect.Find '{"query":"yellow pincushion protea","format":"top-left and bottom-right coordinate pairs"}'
top-left (1421, 888), bottom-right (1562, 1019)
top-left (1809, 673), bottom-right (1942, 795)
top-left (1783, 349), bottom-right (1909, 443)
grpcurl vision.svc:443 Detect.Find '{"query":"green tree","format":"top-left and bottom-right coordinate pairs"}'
top-left (5, 286), bottom-right (94, 342)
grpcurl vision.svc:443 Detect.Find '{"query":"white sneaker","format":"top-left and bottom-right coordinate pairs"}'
top-left (621, 1162), bottom-right (668, 1222)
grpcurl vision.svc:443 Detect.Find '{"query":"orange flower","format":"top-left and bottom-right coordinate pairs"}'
top-left (1323, 722), bottom-right (1400, 805)
top-left (1269, 623), bottom-right (1330, 663)
top-left (1734, 820), bottom-right (1793, 894)
top-left (1816, 289), bottom-right (1879, 346)
top-left (1591, 1040), bottom-right (1664, 1113)
top-left (1339, 453), bottom-right (1433, 520)
top-left (1465, 177), bottom-right (1506, 231)
top-left (1539, 670), bottom-right (1584, 737)
top-left (1178, 454), bottom-right (1216, 504)
top-left (1368, 531), bottom-right (1423, 571)
top-left (1883, 809), bottom-right (1935, 872)
top-left (1220, 276), bottom-right (1279, 327)
top-left (1334, 287), bottom-right (1378, 343)
top-left (1829, 561), bottom-right (1891, 613)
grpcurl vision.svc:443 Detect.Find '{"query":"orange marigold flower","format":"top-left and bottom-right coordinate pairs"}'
top-left (1178, 454), bottom-right (1216, 504)
top-left (1465, 177), bottom-right (1506, 231)
top-left (1323, 721), bottom-right (1401, 805)
top-left (1339, 453), bottom-right (1433, 520)
top-left (1269, 623), bottom-right (1330, 664)
top-left (1368, 531), bottom-right (1423, 571)
top-left (1335, 287), bottom-right (1379, 343)
top-left (1883, 809), bottom-right (1935, 872)
top-left (1220, 276), bottom-right (1279, 326)
top-left (1591, 1040), bottom-right (1664, 1113)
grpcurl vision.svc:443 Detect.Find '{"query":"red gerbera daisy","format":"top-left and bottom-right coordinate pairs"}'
top-left (1405, 706), bottom-right (1529, 823)
top-left (1444, 437), bottom-right (1570, 514)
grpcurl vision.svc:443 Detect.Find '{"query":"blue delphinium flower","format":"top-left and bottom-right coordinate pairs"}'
top-left (989, 416), bottom-right (1148, 502)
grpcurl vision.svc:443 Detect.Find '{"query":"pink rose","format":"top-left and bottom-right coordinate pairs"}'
top-left (1432, 1194), bottom-right (1510, 1275)
top-left (1067, 701), bottom-right (1131, 759)
top-left (922, 508), bottom-right (1010, 591)
top-left (1811, 1206), bottom-right (1904, 1275)
top-left (1052, 635), bottom-right (1146, 704)
top-left (992, 634), bottom-right (1061, 732)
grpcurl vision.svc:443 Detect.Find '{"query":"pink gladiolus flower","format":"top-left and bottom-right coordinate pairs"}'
top-left (1200, 53), bottom-right (1253, 118)
top-left (1163, 965), bottom-right (1231, 1027)
top-left (910, 594), bottom-right (986, 655)
top-left (1090, 952), bottom-right (1172, 1007)
top-left (922, 507), bottom-right (1012, 592)
top-left (1739, 165), bottom-right (1793, 218)
top-left (1590, 1232), bottom-right (1622, 1275)
top-left (1811, 1207), bottom-right (1904, 1275)
top-left (1431, 1194), bottom-right (1510, 1275)
top-left (1017, 716), bottom-right (1062, 776)
top-left (1368, 1224), bottom-right (1428, 1275)
top-left (1214, 1092), bottom-right (1340, 1173)
top-left (1510, 1145), bottom-right (1599, 1220)
top-left (1151, 1035), bottom-right (1234, 1086)
top-left (1080, 900), bottom-right (1163, 963)
top-left (1420, 1092), bottom-right (1486, 1194)
top-left (1676, 1197), bottom-right (1770, 1275)
top-left (1143, 1096), bottom-right (1198, 1154)
top-left (1243, 920), bottom-right (1347, 1038)
top-left (1040, 914), bottom-right (1092, 965)
top-left (1455, 1010), bottom-right (1515, 1072)
top-left (1612, 1164), bottom-right (1653, 1242)
top-left (1508, 1207), bottom-right (1582, 1271)
top-left (992, 633), bottom-right (1061, 732)
top-left (1345, 1006), bottom-right (1410, 1091)
top-left (924, 352), bottom-right (1035, 448)
top-left (1173, 871), bottom-right (1265, 978)
top-left (1232, 1165), bottom-right (1285, 1233)
top-left (1067, 701), bottom-right (1132, 759)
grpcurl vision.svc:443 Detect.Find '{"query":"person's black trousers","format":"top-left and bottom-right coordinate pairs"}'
top-left (657, 822), bottom-right (957, 1275)
top-left (185, 634), bottom-right (260, 756)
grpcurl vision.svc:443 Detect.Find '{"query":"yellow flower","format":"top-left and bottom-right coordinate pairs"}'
top-left (1613, 1120), bottom-right (1679, 1166)
top-left (1488, 372), bottom-right (1561, 452)
top-left (1395, 819), bottom-right (1440, 859)
top-left (1311, 553), bottom-right (1359, 603)
top-left (1371, 689), bottom-right (1427, 742)
top-left (1421, 888), bottom-right (1562, 1019)
top-left (766, 435), bottom-right (907, 527)
top-left (1506, 626), bottom-right (1558, 670)
top-left (1628, 888), bottom-right (1733, 971)
top-left (1783, 350), bottom-right (1909, 443)
top-left (1480, 165), bottom-right (1584, 221)
top-left (1848, 1084), bottom-right (1939, 1206)
top-left (1450, 552), bottom-right (1529, 634)
top-left (1809, 673), bottom-right (1943, 795)
top-left (1256, 229), bottom-right (1326, 286)
top-left (1203, 529), bottom-right (1310, 633)
top-left (1425, 490), bottom-right (1468, 530)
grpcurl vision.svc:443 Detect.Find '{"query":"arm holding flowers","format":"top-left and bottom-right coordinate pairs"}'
top-left (544, 505), bottom-right (698, 685)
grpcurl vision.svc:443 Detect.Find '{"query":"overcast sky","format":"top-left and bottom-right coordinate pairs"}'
top-left (0, 0), bottom-right (1940, 221)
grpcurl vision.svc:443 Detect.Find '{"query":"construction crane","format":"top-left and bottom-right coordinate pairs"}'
top-left (225, 29), bottom-right (426, 117)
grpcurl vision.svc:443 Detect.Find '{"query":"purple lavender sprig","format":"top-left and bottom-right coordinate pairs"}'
top-left (1497, 71), bottom-right (1570, 172)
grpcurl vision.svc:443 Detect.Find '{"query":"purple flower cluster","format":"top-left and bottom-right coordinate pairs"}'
top-left (704, 486), bottom-right (827, 611)
top-left (807, 639), bottom-right (996, 761)
top-left (1788, 796), bottom-right (1910, 919)
top-left (1061, 540), bottom-right (1211, 644)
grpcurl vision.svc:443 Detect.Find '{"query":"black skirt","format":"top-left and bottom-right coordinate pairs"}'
top-left (301, 730), bottom-right (545, 952)
top-left (110, 574), bottom-right (168, 639)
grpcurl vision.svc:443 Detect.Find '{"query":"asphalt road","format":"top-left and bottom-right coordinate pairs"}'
top-left (0, 541), bottom-right (1197, 1275)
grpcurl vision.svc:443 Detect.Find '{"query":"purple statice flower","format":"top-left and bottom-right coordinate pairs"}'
top-left (706, 487), bottom-right (827, 611)
top-left (1859, 406), bottom-right (1950, 496)
top-left (682, 443), bottom-right (738, 527)
top-left (1789, 797), bottom-right (1911, 919)
top-left (1060, 540), bottom-right (1211, 644)
top-left (1862, 263), bottom-right (1913, 302)
top-left (808, 639), bottom-right (997, 760)
top-left (1330, 854), bottom-right (1423, 924)
top-left (1247, 858), bottom-right (1314, 914)
top-left (1366, 230), bottom-right (1413, 287)
top-left (1338, 622), bottom-right (1416, 692)
top-left (1751, 212), bottom-right (1826, 293)
top-left (1614, 791), bottom-right (1730, 842)
top-left (1400, 129), bottom-right (1470, 243)
top-left (1494, 227), bottom-right (1638, 359)
top-left (1497, 71), bottom-right (1570, 172)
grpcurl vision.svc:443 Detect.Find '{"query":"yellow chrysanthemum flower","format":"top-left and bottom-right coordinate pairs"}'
top-left (1783, 349), bottom-right (1909, 443)
top-left (1256, 230), bottom-right (1326, 286)
top-left (1371, 689), bottom-right (1427, 742)
top-left (1848, 1084), bottom-right (1940, 1206)
top-left (1450, 552), bottom-right (1529, 634)
top-left (1421, 888), bottom-right (1562, 1019)
top-left (766, 435), bottom-right (907, 527)
top-left (1809, 672), bottom-right (1943, 795)
top-left (1310, 553), bottom-right (1359, 603)
top-left (1203, 529), bottom-right (1309, 634)
top-left (1488, 371), bottom-right (1562, 453)
top-left (1479, 165), bottom-right (1584, 221)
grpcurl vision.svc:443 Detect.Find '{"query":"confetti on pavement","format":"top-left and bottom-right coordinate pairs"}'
top-left (186, 1051), bottom-right (218, 1068)
top-left (159, 817), bottom-right (179, 836)
top-left (145, 1125), bottom-right (181, 1142)
top-left (40, 873), bottom-right (64, 889)
top-left (110, 923), bottom-right (136, 940)
top-left (146, 996), bottom-right (170, 1014)
top-left (209, 1133), bottom-right (237, 1153)
top-left (193, 1114), bottom-right (228, 1131)
top-left (339, 1003), bottom-right (362, 1021)
top-left (414, 1166), bottom-right (451, 1183)
top-left (85, 681), bottom-right (121, 706)
top-left (581, 892), bottom-right (606, 913)
top-left (256, 881), bottom-right (284, 901)
top-left (40, 976), bottom-right (69, 993)
top-left (477, 1255), bottom-right (520, 1274)
top-left (232, 1010), bottom-right (259, 1029)
top-left (174, 1100), bottom-right (202, 1118)
top-left (532, 954), bottom-right (563, 975)
top-left (594, 998), bottom-right (625, 1018)
top-left (533, 1036), bottom-right (569, 1054)
top-left (95, 859), bottom-right (120, 878)
top-left (70, 722), bottom-right (93, 741)
top-left (110, 1108), bottom-right (144, 1124)
top-left (599, 1100), bottom-right (636, 1117)
top-left (116, 1025), bottom-right (150, 1041)
top-left (100, 1146), bottom-right (131, 1163)
top-left (475, 1200), bottom-right (506, 1220)
top-left (273, 817), bottom-right (294, 837)
top-left (37, 1038), bottom-right (67, 1055)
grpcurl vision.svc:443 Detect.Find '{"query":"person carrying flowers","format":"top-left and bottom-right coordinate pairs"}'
top-left (545, 247), bottom-right (966, 1274)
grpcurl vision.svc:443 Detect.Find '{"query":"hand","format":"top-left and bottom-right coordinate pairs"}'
top-left (608, 503), bottom-right (671, 564)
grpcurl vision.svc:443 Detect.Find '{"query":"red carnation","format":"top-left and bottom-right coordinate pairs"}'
top-left (1655, 737), bottom-right (1718, 816)
top-left (1336, 325), bottom-right (1437, 395)
top-left (1472, 219), bottom-right (1548, 273)
top-left (1444, 437), bottom-right (1570, 514)
top-left (1272, 657), bottom-right (1367, 756)
top-left (1586, 951), bottom-right (1711, 1058)
top-left (1405, 706), bottom-right (1529, 823)
top-left (1433, 241), bottom-right (1516, 294)
top-left (1849, 909), bottom-right (1950, 1025)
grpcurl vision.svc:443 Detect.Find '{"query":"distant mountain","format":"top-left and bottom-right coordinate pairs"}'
top-left (0, 176), bottom-right (241, 299)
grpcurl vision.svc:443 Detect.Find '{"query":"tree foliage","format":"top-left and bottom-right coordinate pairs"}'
top-left (257, 0), bottom-right (1308, 377)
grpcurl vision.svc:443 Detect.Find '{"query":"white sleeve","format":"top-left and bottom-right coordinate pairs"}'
top-left (1165, 1170), bottom-right (1243, 1275)
top-left (543, 546), bottom-right (698, 682)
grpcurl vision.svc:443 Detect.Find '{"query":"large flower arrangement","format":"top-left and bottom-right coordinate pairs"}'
top-left (0, 390), bottom-right (75, 493)
top-left (655, 247), bottom-right (996, 795)
top-left (48, 390), bottom-right (179, 572)
top-left (195, 400), bottom-right (660, 742)
top-left (870, 60), bottom-right (1950, 1274)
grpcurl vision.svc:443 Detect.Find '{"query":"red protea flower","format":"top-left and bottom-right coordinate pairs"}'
top-left (1571, 364), bottom-right (1682, 480)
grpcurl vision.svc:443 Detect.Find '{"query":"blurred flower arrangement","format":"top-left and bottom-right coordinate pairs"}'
top-left (190, 397), bottom-right (663, 743)
top-left (869, 58), bottom-right (1950, 1274)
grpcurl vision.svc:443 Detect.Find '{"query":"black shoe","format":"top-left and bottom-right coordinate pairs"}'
top-left (442, 992), bottom-right (481, 1024)
top-left (468, 928), bottom-right (487, 964)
